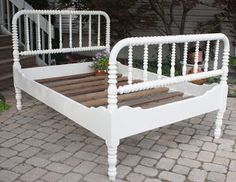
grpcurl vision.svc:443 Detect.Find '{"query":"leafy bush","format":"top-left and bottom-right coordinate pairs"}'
top-left (229, 56), bottom-right (236, 70)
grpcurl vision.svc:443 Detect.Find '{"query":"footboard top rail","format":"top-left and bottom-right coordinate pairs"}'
top-left (107, 33), bottom-right (230, 111)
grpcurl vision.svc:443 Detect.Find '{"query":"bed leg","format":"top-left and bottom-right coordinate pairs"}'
top-left (106, 140), bottom-right (119, 181)
top-left (214, 110), bottom-right (224, 139)
top-left (15, 87), bottom-right (22, 110)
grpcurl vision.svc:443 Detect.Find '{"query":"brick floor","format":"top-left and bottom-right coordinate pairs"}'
top-left (0, 88), bottom-right (236, 182)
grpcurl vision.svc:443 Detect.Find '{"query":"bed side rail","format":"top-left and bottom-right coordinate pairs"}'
top-left (12, 10), bottom-right (110, 68)
top-left (107, 33), bottom-right (230, 110)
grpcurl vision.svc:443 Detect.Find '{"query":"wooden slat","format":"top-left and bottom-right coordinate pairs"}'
top-left (118, 91), bottom-right (184, 107)
top-left (139, 96), bottom-right (192, 109)
top-left (70, 90), bottom-right (107, 102)
top-left (62, 79), bottom-right (135, 97)
top-left (82, 87), bottom-right (169, 107)
top-left (53, 75), bottom-right (125, 92)
top-left (37, 72), bottom-right (95, 83)
top-left (42, 73), bottom-right (122, 88)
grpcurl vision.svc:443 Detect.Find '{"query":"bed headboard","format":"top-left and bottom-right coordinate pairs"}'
top-left (12, 10), bottom-right (110, 68)
top-left (107, 34), bottom-right (230, 110)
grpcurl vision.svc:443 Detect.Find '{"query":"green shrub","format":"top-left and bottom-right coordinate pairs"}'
top-left (229, 56), bottom-right (236, 70)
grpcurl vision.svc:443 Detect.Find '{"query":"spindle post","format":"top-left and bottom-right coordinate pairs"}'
top-left (143, 44), bottom-right (148, 81)
top-left (25, 15), bottom-right (30, 51)
top-left (170, 43), bottom-right (176, 77)
top-left (59, 14), bottom-right (62, 49)
top-left (48, 14), bottom-right (52, 49)
top-left (128, 45), bottom-right (133, 85)
top-left (204, 40), bottom-right (210, 72)
top-left (157, 44), bottom-right (162, 79)
top-left (37, 14), bottom-right (41, 50)
top-left (97, 15), bottom-right (101, 46)
top-left (214, 40), bottom-right (220, 70)
top-left (69, 14), bottom-right (72, 48)
top-left (182, 42), bottom-right (188, 76)
top-left (79, 15), bottom-right (82, 47)
top-left (193, 41), bottom-right (200, 73)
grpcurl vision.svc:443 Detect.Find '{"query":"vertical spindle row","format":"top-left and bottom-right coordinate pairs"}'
top-left (59, 14), bottom-right (62, 49)
top-left (214, 40), bottom-right (220, 70)
top-left (143, 45), bottom-right (148, 81)
top-left (170, 43), bottom-right (176, 77)
top-left (69, 14), bottom-right (72, 48)
top-left (193, 41), bottom-right (200, 73)
top-left (204, 40), bottom-right (210, 72)
top-left (157, 44), bottom-right (162, 79)
top-left (128, 45), bottom-right (133, 85)
top-left (182, 42), bottom-right (188, 76)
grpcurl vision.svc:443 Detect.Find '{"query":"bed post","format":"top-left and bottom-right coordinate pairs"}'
top-left (106, 139), bottom-right (119, 181)
top-left (214, 36), bottom-right (229, 139)
top-left (12, 12), bottom-right (22, 111)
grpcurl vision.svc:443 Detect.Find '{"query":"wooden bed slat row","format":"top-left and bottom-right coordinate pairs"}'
top-left (37, 74), bottom-right (190, 109)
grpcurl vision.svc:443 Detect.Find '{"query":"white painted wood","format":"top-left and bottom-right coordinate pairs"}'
top-left (204, 40), bottom-right (210, 72)
top-left (157, 44), bottom-right (162, 79)
top-left (48, 14), bottom-right (52, 49)
top-left (143, 44), bottom-right (148, 81)
top-left (59, 14), bottom-right (62, 48)
top-left (69, 14), bottom-right (72, 48)
top-left (214, 40), bottom-right (220, 70)
top-left (106, 140), bottom-right (119, 181)
top-left (97, 15), bottom-right (101, 46)
top-left (214, 110), bottom-right (224, 139)
top-left (182, 42), bottom-right (188, 76)
top-left (194, 41), bottom-right (200, 73)
top-left (12, 11), bottom-right (230, 181)
top-left (170, 43), bottom-right (176, 77)
top-left (18, 14), bottom-right (22, 43)
top-left (22, 62), bottom-right (93, 80)
top-left (25, 15), bottom-right (30, 50)
top-left (128, 45), bottom-right (133, 85)
top-left (79, 15), bottom-right (82, 47)
top-left (37, 14), bottom-right (41, 50)
top-left (15, 87), bottom-right (22, 110)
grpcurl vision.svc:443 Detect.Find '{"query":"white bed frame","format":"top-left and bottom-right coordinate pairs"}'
top-left (12, 10), bottom-right (229, 180)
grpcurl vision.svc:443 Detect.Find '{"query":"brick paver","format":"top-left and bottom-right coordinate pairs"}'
top-left (0, 89), bottom-right (236, 181)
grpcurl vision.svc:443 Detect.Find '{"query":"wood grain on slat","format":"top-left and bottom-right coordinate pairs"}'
top-left (138, 96), bottom-right (192, 109)
top-left (82, 87), bottom-right (169, 107)
top-left (44, 73), bottom-right (122, 88)
top-left (37, 72), bottom-right (95, 83)
top-left (37, 73), bottom-right (190, 109)
top-left (63, 80), bottom-right (135, 97)
top-left (118, 91), bottom-right (184, 107)
top-left (53, 76), bottom-right (127, 92)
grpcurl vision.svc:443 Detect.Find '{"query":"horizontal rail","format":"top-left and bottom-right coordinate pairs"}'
top-left (118, 70), bottom-right (224, 94)
top-left (19, 46), bottom-right (107, 56)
